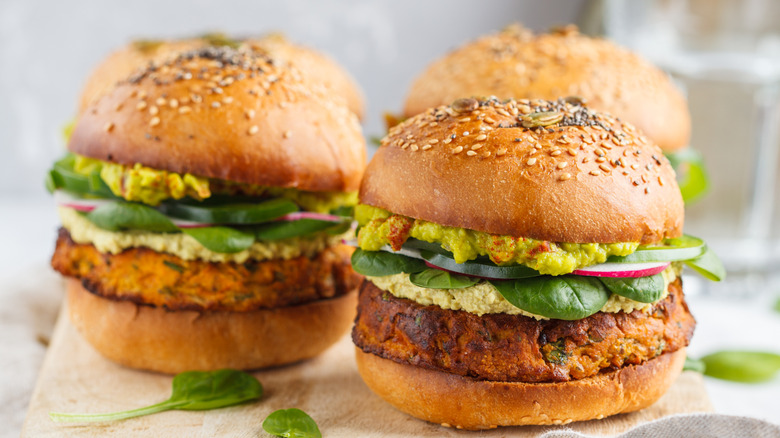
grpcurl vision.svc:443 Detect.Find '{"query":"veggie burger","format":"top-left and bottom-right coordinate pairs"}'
top-left (48, 46), bottom-right (365, 373)
top-left (351, 97), bottom-right (723, 428)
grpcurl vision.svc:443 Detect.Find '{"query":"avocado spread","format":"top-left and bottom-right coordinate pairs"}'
top-left (72, 154), bottom-right (357, 212)
top-left (355, 204), bottom-right (638, 276)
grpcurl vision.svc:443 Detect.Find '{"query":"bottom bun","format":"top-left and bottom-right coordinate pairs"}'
top-left (355, 347), bottom-right (686, 430)
top-left (67, 279), bottom-right (357, 374)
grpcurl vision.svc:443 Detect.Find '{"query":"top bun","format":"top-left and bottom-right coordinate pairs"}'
top-left (79, 34), bottom-right (365, 119)
top-left (403, 25), bottom-right (690, 152)
top-left (361, 97), bottom-right (683, 244)
top-left (69, 46), bottom-right (365, 192)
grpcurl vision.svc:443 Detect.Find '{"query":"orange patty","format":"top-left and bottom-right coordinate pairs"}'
top-left (52, 228), bottom-right (362, 312)
top-left (353, 278), bottom-right (694, 383)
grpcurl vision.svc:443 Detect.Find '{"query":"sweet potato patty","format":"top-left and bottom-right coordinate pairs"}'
top-left (52, 228), bottom-right (361, 312)
top-left (353, 278), bottom-right (694, 383)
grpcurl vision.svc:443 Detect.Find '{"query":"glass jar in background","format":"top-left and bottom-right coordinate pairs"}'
top-left (603, 0), bottom-right (780, 295)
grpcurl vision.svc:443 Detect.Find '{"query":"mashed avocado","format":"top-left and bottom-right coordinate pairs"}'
top-left (72, 154), bottom-right (357, 211)
top-left (355, 204), bottom-right (638, 276)
top-left (59, 207), bottom-right (346, 263)
top-left (368, 264), bottom-right (680, 319)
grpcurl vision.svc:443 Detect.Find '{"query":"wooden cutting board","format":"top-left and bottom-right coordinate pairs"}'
top-left (22, 302), bottom-right (713, 437)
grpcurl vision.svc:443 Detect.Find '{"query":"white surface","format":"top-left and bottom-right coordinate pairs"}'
top-left (1, 197), bottom-right (779, 438)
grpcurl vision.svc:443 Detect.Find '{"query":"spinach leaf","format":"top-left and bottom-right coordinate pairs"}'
top-left (254, 219), bottom-right (344, 241)
top-left (683, 356), bottom-right (706, 373)
top-left (159, 197), bottom-right (298, 224)
top-left (182, 227), bottom-right (256, 253)
top-left (599, 274), bottom-right (664, 303)
top-left (666, 148), bottom-right (709, 204)
top-left (685, 247), bottom-right (726, 282)
top-left (773, 297), bottom-right (780, 314)
top-left (350, 248), bottom-right (427, 277)
top-left (263, 408), bottom-right (321, 438)
top-left (409, 269), bottom-right (480, 289)
top-left (489, 276), bottom-right (610, 320)
top-left (86, 202), bottom-right (179, 233)
top-left (49, 369), bottom-right (263, 423)
top-left (700, 351), bottom-right (780, 383)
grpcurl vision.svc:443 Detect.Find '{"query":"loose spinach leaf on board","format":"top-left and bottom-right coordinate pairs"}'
top-left (700, 351), bottom-right (780, 383)
top-left (350, 248), bottom-right (427, 277)
top-left (86, 202), bottom-right (179, 233)
top-left (182, 227), bottom-right (256, 253)
top-left (684, 247), bottom-right (726, 282)
top-left (409, 268), bottom-right (480, 289)
top-left (599, 274), bottom-right (665, 303)
top-left (49, 369), bottom-right (263, 423)
top-left (263, 408), bottom-right (321, 438)
top-left (490, 276), bottom-right (610, 320)
top-left (254, 219), bottom-right (344, 241)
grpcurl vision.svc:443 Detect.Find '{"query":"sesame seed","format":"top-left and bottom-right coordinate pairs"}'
top-left (248, 125), bottom-right (259, 135)
top-left (463, 131), bottom-right (469, 136)
top-left (429, 139), bottom-right (439, 144)
top-left (283, 130), bottom-right (292, 139)
top-left (633, 180), bottom-right (640, 186)
top-left (483, 151), bottom-right (491, 157)
top-left (476, 134), bottom-right (487, 141)
top-left (526, 157), bottom-right (537, 165)
top-left (496, 148), bottom-right (507, 156)
top-left (168, 99), bottom-right (179, 108)
top-left (484, 117), bottom-right (496, 124)
top-left (138, 91), bottom-right (147, 99)
top-left (223, 97), bottom-right (234, 104)
top-left (422, 145), bottom-right (432, 150)
top-left (658, 176), bottom-right (664, 186)
top-left (178, 106), bottom-right (192, 114)
top-left (149, 117), bottom-right (160, 127)
top-left (583, 157), bottom-right (590, 163)
top-left (401, 143), bottom-right (409, 149)
top-left (645, 187), bottom-right (650, 194)
top-left (156, 97), bottom-right (166, 106)
top-left (136, 101), bottom-right (147, 111)
top-left (103, 122), bottom-right (114, 132)
top-left (465, 150), bottom-right (476, 156)
top-left (452, 146), bottom-right (463, 154)
top-left (149, 105), bottom-right (159, 115)
top-left (594, 148), bottom-right (605, 156)
top-left (114, 103), bottom-right (123, 111)
top-left (557, 162), bottom-right (568, 169)
top-left (410, 144), bottom-right (419, 151)
top-left (551, 150), bottom-right (562, 156)
top-left (590, 170), bottom-right (601, 176)
top-left (211, 102), bottom-right (221, 108)
top-left (596, 157), bottom-right (606, 163)
top-left (567, 149), bottom-right (578, 156)
top-left (599, 164), bottom-right (611, 172)
top-left (245, 109), bottom-right (256, 119)
top-left (641, 175), bottom-right (648, 183)
top-left (459, 117), bottom-right (471, 122)
top-left (471, 143), bottom-right (483, 150)
top-left (534, 144), bottom-right (542, 150)
top-left (559, 173), bottom-right (572, 181)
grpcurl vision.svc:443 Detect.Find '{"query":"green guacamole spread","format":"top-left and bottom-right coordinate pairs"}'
top-left (355, 204), bottom-right (639, 276)
top-left (72, 154), bottom-right (357, 212)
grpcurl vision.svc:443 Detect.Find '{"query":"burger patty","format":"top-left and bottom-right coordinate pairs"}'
top-left (353, 278), bottom-right (694, 383)
top-left (52, 228), bottom-right (361, 312)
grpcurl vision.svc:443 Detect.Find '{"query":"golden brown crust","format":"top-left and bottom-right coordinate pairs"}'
top-left (362, 98), bottom-right (684, 244)
top-left (403, 25), bottom-right (690, 152)
top-left (67, 279), bottom-right (357, 374)
top-left (79, 35), bottom-right (365, 118)
top-left (353, 278), bottom-right (693, 383)
top-left (70, 46), bottom-right (365, 192)
top-left (356, 347), bottom-right (686, 429)
top-left (51, 229), bottom-right (361, 312)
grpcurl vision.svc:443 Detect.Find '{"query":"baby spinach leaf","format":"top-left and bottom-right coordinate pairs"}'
top-left (263, 408), bottom-right (321, 438)
top-left (254, 219), bottom-right (344, 241)
top-left (409, 269), bottom-right (480, 289)
top-left (700, 351), bottom-right (780, 383)
top-left (350, 248), bottom-right (427, 277)
top-left (599, 274), bottom-right (664, 303)
top-left (86, 202), bottom-right (179, 233)
top-left (685, 247), bottom-right (726, 282)
top-left (182, 227), bottom-right (255, 253)
top-left (49, 369), bottom-right (263, 423)
top-left (490, 276), bottom-right (610, 320)
top-left (159, 198), bottom-right (297, 225)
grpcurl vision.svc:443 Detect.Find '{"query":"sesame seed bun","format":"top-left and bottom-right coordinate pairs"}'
top-left (403, 25), bottom-right (690, 152)
top-left (355, 347), bottom-right (686, 430)
top-left (69, 46), bottom-right (366, 192)
top-left (66, 279), bottom-right (357, 374)
top-left (360, 97), bottom-right (683, 244)
top-left (79, 34), bottom-right (365, 119)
